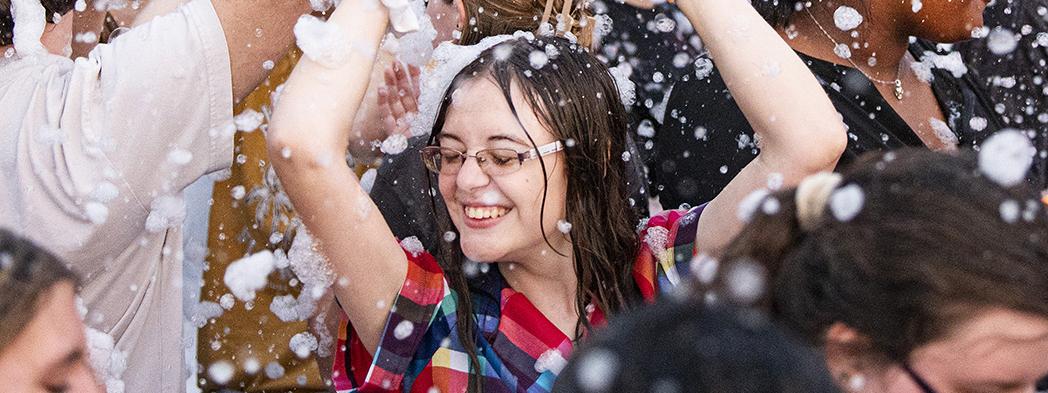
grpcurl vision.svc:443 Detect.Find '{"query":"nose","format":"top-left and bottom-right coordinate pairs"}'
top-left (454, 154), bottom-right (491, 190)
top-left (72, 361), bottom-right (105, 393)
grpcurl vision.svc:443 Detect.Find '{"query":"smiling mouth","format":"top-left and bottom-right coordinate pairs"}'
top-left (464, 206), bottom-right (510, 220)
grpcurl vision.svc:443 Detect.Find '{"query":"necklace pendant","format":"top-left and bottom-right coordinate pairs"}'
top-left (893, 79), bottom-right (904, 100)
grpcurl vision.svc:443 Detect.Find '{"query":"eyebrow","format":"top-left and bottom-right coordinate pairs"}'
top-left (437, 133), bottom-right (531, 148)
top-left (488, 134), bottom-right (530, 147)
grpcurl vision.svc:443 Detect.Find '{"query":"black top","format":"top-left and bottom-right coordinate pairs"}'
top-left (959, 0), bottom-right (1048, 185)
top-left (597, 1), bottom-right (700, 166)
top-left (652, 41), bottom-right (1006, 208)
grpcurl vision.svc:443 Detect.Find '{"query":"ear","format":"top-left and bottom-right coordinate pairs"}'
top-left (823, 322), bottom-right (871, 383)
top-left (455, 0), bottom-right (466, 29)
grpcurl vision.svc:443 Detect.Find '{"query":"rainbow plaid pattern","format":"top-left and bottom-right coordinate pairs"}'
top-left (332, 206), bottom-right (704, 392)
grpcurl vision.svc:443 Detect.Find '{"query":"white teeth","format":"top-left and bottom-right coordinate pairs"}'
top-left (465, 206), bottom-right (508, 219)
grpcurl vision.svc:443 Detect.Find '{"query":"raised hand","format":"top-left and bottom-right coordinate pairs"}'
top-left (377, 61), bottom-right (421, 136)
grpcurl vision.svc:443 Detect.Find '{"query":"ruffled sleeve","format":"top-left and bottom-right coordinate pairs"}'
top-left (632, 205), bottom-right (706, 301)
top-left (333, 241), bottom-right (451, 392)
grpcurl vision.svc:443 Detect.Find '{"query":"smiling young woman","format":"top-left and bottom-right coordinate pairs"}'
top-left (266, 0), bottom-right (846, 390)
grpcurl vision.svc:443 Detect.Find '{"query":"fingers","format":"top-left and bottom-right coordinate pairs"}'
top-left (393, 63), bottom-right (419, 113)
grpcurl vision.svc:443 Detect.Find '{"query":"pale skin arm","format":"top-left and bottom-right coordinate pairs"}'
top-left (677, 0), bottom-right (848, 254)
top-left (73, 0), bottom-right (307, 101)
top-left (267, 2), bottom-right (406, 352)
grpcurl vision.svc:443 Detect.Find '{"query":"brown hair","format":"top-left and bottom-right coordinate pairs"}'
top-left (1, 0), bottom-right (77, 46)
top-left (0, 228), bottom-right (79, 350)
top-left (712, 149), bottom-right (1048, 363)
top-left (426, 36), bottom-right (639, 391)
top-left (458, 0), bottom-right (596, 49)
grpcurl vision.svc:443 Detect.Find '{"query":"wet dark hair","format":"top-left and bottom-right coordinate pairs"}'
top-left (0, 228), bottom-right (79, 350)
top-left (1, 0), bottom-right (76, 46)
top-left (750, 0), bottom-right (807, 27)
top-left (712, 149), bottom-right (1048, 363)
top-left (459, 0), bottom-right (596, 49)
top-left (552, 301), bottom-right (841, 393)
top-left (425, 36), bottom-right (639, 390)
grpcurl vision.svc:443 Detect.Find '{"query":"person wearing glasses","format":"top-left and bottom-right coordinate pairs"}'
top-left (707, 150), bottom-right (1048, 393)
top-left (0, 229), bottom-right (101, 393)
top-left (266, 0), bottom-right (845, 390)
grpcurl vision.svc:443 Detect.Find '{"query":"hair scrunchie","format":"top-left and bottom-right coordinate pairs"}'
top-left (794, 172), bottom-right (843, 231)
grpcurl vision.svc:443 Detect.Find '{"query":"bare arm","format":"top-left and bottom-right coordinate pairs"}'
top-left (267, 2), bottom-right (407, 352)
top-left (677, 0), bottom-right (848, 254)
top-left (135, 0), bottom-right (311, 101)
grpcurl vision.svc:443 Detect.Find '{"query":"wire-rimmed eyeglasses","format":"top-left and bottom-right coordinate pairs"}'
top-left (420, 140), bottom-right (565, 176)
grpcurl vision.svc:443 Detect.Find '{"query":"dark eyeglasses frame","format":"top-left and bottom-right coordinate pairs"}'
top-left (420, 140), bottom-right (565, 176)
top-left (901, 362), bottom-right (938, 393)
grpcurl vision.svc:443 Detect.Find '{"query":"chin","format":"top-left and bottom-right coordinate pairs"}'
top-left (460, 237), bottom-right (509, 263)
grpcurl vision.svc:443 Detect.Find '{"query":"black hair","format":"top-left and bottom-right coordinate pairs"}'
top-left (553, 300), bottom-right (841, 393)
top-left (0, 228), bottom-right (79, 349)
top-left (715, 149), bottom-right (1048, 363)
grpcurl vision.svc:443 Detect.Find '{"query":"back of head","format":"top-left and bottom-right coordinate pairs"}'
top-left (0, 228), bottom-right (79, 350)
top-left (1, 0), bottom-right (77, 47)
top-left (458, 0), bottom-right (597, 48)
top-left (715, 149), bottom-right (1048, 362)
top-left (552, 301), bottom-right (841, 393)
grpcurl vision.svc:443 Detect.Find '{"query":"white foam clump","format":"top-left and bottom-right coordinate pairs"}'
top-left (556, 219), bottom-right (573, 234)
top-left (724, 258), bottom-right (767, 305)
top-left (10, 0), bottom-right (47, 56)
top-left (207, 361), bottom-right (235, 385)
top-left (978, 129), bottom-right (1035, 188)
top-left (288, 227), bottom-right (335, 290)
top-left (737, 188), bottom-right (771, 222)
top-left (653, 13), bottom-right (676, 33)
top-left (608, 63), bottom-right (637, 107)
top-left (224, 250), bottom-right (276, 302)
top-left (928, 118), bottom-right (959, 147)
top-left (234, 109), bottom-right (265, 132)
top-left (391, 0), bottom-right (436, 66)
top-left (411, 34), bottom-right (519, 137)
top-left (382, 0), bottom-right (421, 33)
top-left (145, 194), bottom-right (187, 233)
top-left (833, 6), bottom-right (864, 31)
top-left (219, 293), bottom-right (235, 310)
top-left (393, 320), bottom-right (415, 340)
top-left (573, 349), bottom-right (620, 393)
top-left (401, 236), bottom-right (425, 257)
top-left (381, 133), bottom-right (409, 155)
top-left (829, 184), bottom-right (865, 222)
top-left (86, 327), bottom-right (128, 393)
top-left (290, 331), bottom-right (319, 358)
top-left (693, 57), bottom-right (714, 80)
top-left (188, 301), bottom-right (224, 328)
top-left (294, 15), bottom-right (353, 68)
top-left (534, 348), bottom-right (567, 374)
top-left (911, 0), bottom-right (922, 12)
top-left (1000, 199), bottom-right (1020, 223)
top-left (84, 202), bottom-right (109, 225)
top-left (269, 292), bottom-right (320, 322)
top-left (529, 50), bottom-right (549, 69)
top-left (910, 51), bottom-right (968, 82)
top-left (986, 28), bottom-right (1018, 56)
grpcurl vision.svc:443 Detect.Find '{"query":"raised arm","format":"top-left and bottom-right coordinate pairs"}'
top-left (677, 0), bottom-right (847, 253)
top-left (266, 2), bottom-right (407, 352)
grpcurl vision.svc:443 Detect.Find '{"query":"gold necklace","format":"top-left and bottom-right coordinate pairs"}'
top-left (804, 7), bottom-right (905, 100)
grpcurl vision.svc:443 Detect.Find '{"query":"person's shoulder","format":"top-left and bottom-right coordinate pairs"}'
top-left (0, 55), bottom-right (74, 88)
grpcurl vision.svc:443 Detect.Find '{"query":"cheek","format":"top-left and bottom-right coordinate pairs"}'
top-left (438, 175), bottom-right (457, 207)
